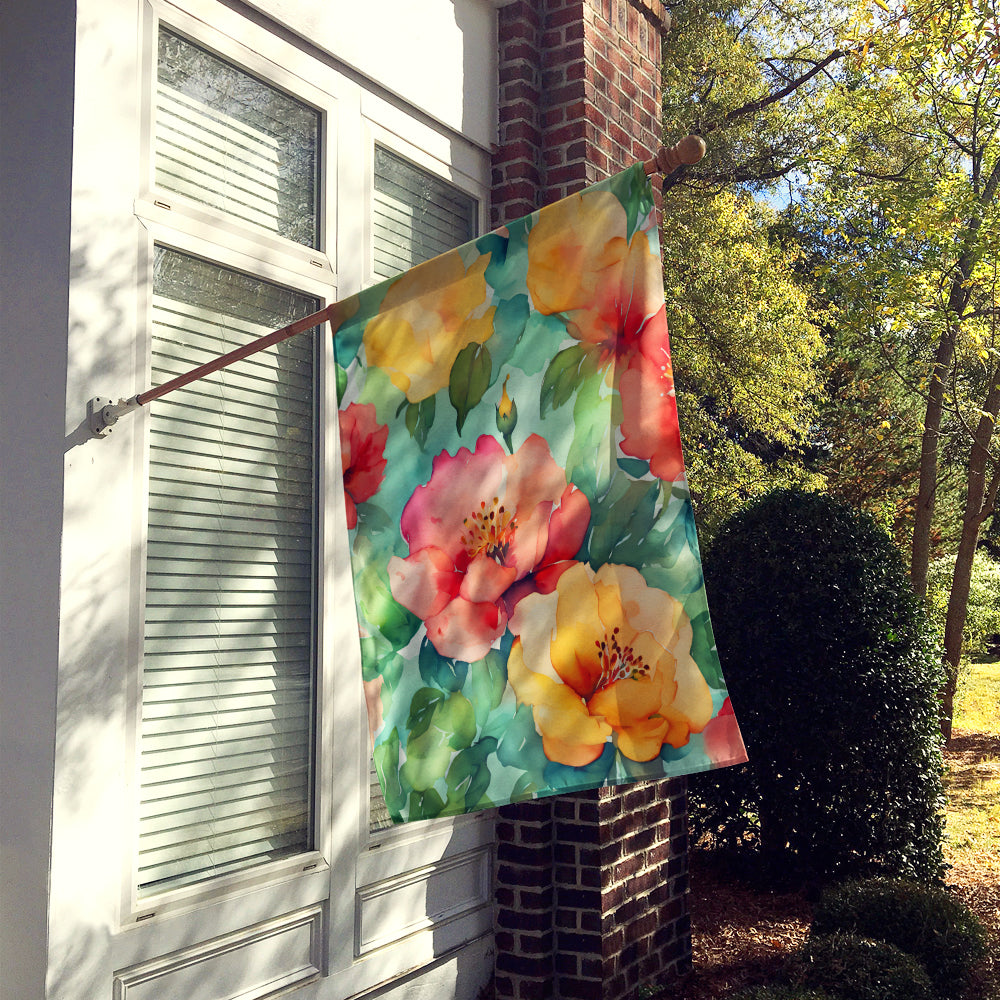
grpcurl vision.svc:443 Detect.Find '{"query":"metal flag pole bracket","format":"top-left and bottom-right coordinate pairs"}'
top-left (88, 395), bottom-right (141, 438)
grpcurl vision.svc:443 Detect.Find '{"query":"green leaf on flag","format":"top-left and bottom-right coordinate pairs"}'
top-left (540, 343), bottom-right (599, 414)
top-left (373, 727), bottom-right (406, 816)
top-left (689, 611), bottom-right (723, 687)
top-left (407, 687), bottom-right (446, 741)
top-left (449, 341), bottom-right (492, 434)
top-left (588, 475), bottom-right (660, 567)
top-left (418, 637), bottom-right (470, 693)
top-left (468, 648), bottom-right (508, 730)
top-left (407, 787), bottom-right (446, 820)
top-left (445, 738), bottom-right (497, 812)
top-left (403, 395), bottom-right (436, 449)
top-left (401, 689), bottom-right (477, 792)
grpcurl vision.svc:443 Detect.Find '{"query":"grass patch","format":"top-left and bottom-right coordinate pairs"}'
top-left (946, 661), bottom-right (1000, 870)
top-left (955, 660), bottom-right (1000, 736)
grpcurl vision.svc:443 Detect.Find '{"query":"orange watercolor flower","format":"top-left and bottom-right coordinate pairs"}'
top-left (507, 562), bottom-right (712, 766)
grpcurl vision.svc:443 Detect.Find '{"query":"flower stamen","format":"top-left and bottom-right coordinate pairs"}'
top-left (593, 624), bottom-right (648, 693)
top-left (461, 496), bottom-right (518, 564)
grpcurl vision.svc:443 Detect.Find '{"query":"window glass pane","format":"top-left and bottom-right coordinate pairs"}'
top-left (372, 146), bottom-right (477, 280)
top-left (156, 28), bottom-right (320, 248)
top-left (369, 149), bottom-right (477, 831)
top-left (139, 246), bottom-right (318, 895)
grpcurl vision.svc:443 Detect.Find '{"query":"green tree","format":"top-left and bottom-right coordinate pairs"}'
top-left (659, 1), bottom-right (844, 534)
top-left (804, 0), bottom-right (1000, 736)
top-left (663, 189), bottom-right (825, 534)
top-left (662, 0), bottom-right (854, 194)
top-left (695, 490), bottom-right (946, 883)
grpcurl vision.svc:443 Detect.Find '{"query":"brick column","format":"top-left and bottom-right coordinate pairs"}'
top-left (493, 0), bottom-right (668, 227)
top-left (491, 3), bottom-right (693, 999)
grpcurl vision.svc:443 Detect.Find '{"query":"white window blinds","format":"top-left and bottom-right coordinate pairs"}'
top-left (372, 146), bottom-right (477, 282)
top-left (138, 248), bottom-right (319, 895)
top-left (156, 28), bottom-right (320, 248)
top-left (368, 148), bottom-right (477, 831)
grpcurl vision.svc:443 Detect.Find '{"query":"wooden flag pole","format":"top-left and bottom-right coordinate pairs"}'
top-left (88, 138), bottom-right (704, 438)
top-left (136, 304), bottom-right (335, 406)
top-left (88, 304), bottom-right (335, 437)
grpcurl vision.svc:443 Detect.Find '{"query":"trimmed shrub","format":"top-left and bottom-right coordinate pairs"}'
top-left (691, 489), bottom-right (946, 882)
top-left (791, 933), bottom-right (934, 1000)
top-left (811, 878), bottom-right (988, 999)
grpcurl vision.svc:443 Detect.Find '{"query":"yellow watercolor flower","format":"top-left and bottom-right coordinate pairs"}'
top-left (362, 251), bottom-right (496, 403)
top-left (526, 189), bottom-right (630, 326)
top-left (507, 562), bottom-right (712, 766)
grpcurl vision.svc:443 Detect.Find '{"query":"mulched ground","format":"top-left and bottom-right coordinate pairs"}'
top-left (671, 851), bottom-right (814, 999)
top-left (666, 733), bottom-right (1000, 1000)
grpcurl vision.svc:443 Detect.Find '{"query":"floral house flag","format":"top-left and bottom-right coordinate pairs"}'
top-left (332, 163), bottom-right (747, 823)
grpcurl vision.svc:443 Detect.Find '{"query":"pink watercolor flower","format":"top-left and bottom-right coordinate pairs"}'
top-left (388, 434), bottom-right (591, 661)
top-left (340, 402), bottom-right (388, 529)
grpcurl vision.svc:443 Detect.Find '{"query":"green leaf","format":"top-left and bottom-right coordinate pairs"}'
top-left (403, 395), bottom-right (436, 449)
top-left (407, 687), bottom-right (446, 741)
top-left (566, 368), bottom-right (615, 498)
top-left (511, 310), bottom-right (570, 374)
top-left (449, 342), bottom-right (492, 434)
top-left (407, 787), bottom-right (446, 821)
top-left (509, 772), bottom-right (540, 802)
top-left (622, 163), bottom-right (654, 240)
top-left (468, 648), bottom-right (509, 731)
top-left (401, 690), bottom-right (477, 793)
top-left (540, 343), bottom-right (600, 414)
top-left (588, 475), bottom-right (660, 568)
top-left (496, 703), bottom-right (549, 781)
top-left (445, 738), bottom-right (498, 812)
top-left (418, 637), bottom-right (470, 693)
top-left (543, 742), bottom-right (615, 789)
top-left (689, 611), bottom-right (723, 688)
top-left (440, 691), bottom-right (477, 749)
top-left (487, 295), bottom-right (530, 372)
top-left (617, 456), bottom-right (650, 478)
top-left (356, 500), bottom-right (392, 533)
top-left (373, 727), bottom-right (406, 817)
top-left (354, 551), bottom-right (421, 651)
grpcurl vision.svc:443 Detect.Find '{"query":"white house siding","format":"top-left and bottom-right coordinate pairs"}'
top-left (0, 1), bottom-right (499, 998)
top-left (0, 1), bottom-right (77, 996)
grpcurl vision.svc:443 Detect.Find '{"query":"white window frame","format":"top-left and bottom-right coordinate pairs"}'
top-left (110, 1), bottom-right (496, 992)
top-left (122, 0), bottom-right (340, 932)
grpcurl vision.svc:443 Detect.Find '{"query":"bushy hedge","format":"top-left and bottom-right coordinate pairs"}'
top-left (691, 489), bottom-right (946, 882)
top-left (811, 878), bottom-right (987, 999)
top-left (790, 934), bottom-right (934, 1000)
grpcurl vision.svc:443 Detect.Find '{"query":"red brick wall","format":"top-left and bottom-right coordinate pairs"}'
top-left (494, 783), bottom-right (691, 1000)
top-left (490, 4), bottom-right (692, 998)
top-left (492, 0), bottom-right (668, 228)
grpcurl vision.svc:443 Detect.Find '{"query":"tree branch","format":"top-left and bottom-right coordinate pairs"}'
top-left (702, 49), bottom-right (847, 133)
